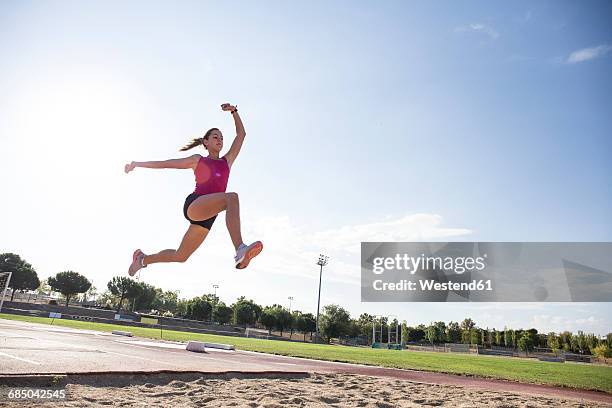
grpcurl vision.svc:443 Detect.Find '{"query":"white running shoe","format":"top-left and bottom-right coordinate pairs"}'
top-left (128, 249), bottom-right (146, 276)
top-left (234, 241), bottom-right (263, 269)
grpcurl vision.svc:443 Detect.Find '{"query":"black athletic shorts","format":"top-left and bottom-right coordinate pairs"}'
top-left (183, 193), bottom-right (217, 230)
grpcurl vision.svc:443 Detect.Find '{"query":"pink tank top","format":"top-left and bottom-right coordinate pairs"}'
top-left (193, 156), bottom-right (230, 195)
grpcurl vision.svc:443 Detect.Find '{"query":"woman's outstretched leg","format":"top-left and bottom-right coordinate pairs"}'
top-left (128, 225), bottom-right (208, 276)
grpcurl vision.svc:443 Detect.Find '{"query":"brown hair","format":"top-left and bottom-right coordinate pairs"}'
top-left (179, 128), bottom-right (218, 151)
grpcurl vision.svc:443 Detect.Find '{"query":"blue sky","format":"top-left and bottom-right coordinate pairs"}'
top-left (0, 1), bottom-right (610, 335)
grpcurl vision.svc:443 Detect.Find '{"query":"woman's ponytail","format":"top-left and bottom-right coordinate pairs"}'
top-left (179, 138), bottom-right (203, 151)
top-left (179, 128), bottom-right (219, 152)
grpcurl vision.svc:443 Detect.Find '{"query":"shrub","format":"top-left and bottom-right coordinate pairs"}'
top-left (591, 344), bottom-right (611, 358)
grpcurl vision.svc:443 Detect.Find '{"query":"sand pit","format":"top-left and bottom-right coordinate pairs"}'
top-left (1, 372), bottom-right (608, 407)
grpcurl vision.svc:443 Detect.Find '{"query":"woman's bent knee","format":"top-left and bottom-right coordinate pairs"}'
top-left (226, 192), bottom-right (239, 204)
top-left (175, 253), bottom-right (190, 263)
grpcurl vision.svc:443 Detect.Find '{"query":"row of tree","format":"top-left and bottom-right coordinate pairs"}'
top-left (1, 253), bottom-right (91, 306)
top-left (399, 318), bottom-right (612, 355)
top-left (2, 252), bottom-right (611, 357)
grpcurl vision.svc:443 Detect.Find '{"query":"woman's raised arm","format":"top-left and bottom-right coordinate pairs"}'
top-left (221, 103), bottom-right (246, 167)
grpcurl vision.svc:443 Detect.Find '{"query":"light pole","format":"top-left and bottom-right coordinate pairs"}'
top-left (212, 284), bottom-right (219, 323)
top-left (288, 296), bottom-right (294, 312)
top-left (315, 254), bottom-right (329, 344)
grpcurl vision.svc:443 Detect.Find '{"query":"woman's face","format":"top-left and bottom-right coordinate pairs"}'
top-left (205, 130), bottom-right (223, 152)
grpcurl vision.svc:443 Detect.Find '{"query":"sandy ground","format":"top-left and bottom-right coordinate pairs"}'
top-left (1, 373), bottom-right (609, 408)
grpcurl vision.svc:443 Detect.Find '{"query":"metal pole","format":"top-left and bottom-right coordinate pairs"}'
top-left (212, 284), bottom-right (219, 323)
top-left (315, 263), bottom-right (323, 343)
top-left (315, 254), bottom-right (328, 344)
top-left (396, 322), bottom-right (399, 345)
top-left (372, 317), bottom-right (376, 345)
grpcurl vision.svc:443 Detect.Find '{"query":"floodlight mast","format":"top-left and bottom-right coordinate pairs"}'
top-left (315, 254), bottom-right (329, 343)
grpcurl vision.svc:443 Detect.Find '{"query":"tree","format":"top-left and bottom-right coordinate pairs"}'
top-left (176, 299), bottom-right (189, 317)
top-left (347, 319), bottom-right (360, 338)
top-left (132, 282), bottom-right (158, 311)
top-left (187, 296), bottom-right (212, 321)
top-left (201, 293), bottom-right (219, 306)
top-left (231, 297), bottom-right (261, 327)
top-left (518, 331), bottom-right (534, 353)
top-left (570, 333), bottom-right (579, 353)
top-left (107, 276), bottom-right (139, 313)
top-left (273, 306), bottom-right (292, 337)
top-left (48, 271), bottom-right (90, 307)
top-left (547, 332), bottom-right (560, 355)
top-left (259, 307), bottom-right (277, 335)
top-left (461, 330), bottom-right (471, 344)
top-left (469, 328), bottom-right (479, 345)
top-left (461, 318), bottom-right (475, 331)
top-left (425, 322), bottom-right (446, 345)
top-left (425, 324), bottom-right (437, 345)
top-left (592, 344), bottom-right (611, 359)
top-left (294, 313), bottom-right (307, 340)
top-left (290, 310), bottom-right (302, 339)
top-left (0, 253), bottom-right (40, 301)
top-left (153, 290), bottom-right (179, 313)
top-left (212, 302), bottom-right (233, 324)
top-left (401, 320), bottom-right (409, 346)
top-left (319, 304), bottom-right (351, 343)
top-left (299, 313), bottom-right (316, 341)
top-left (504, 327), bottom-right (512, 349)
top-left (576, 331), bottom-right (587, 354)
top-left (586, 333), bottom-right (598, 354)
top-left (433, 321), bottom-right (446, 344)
top-left (446, 321), bottom-right (461, 343)
top-left (412, 325), bottom-right (426, 343)
top-left (355, 313), bottom-right (375, 343)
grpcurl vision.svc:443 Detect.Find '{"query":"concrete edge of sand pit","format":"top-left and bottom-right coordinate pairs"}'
top-left (0, 371), bottom-right (310, 387)
top-left (0, 374), bottom-right (68, 387)
top-left (111, 330), bottom-right (133, 337)
top-left (186, 340), bottom-right (234, 352)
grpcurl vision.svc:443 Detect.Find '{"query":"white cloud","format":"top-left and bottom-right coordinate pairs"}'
top-left (245, 213), bottom-right (472, 285)
top-left (455, 23), bottom-right (499, 40)
top-left (566, 44), bottom-right (612, 64)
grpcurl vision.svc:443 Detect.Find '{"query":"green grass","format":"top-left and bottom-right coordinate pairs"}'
top-left (2, 313), bottom-right (611, 393)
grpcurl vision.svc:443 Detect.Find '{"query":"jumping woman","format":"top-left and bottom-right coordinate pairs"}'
top-left (124, 103), bottom-right (263, 276)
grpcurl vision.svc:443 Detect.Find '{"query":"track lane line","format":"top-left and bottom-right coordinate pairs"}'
top-left (0, 350), bottom-right (41, 365)
top-left (102, 350), bottom-right (178, 367)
